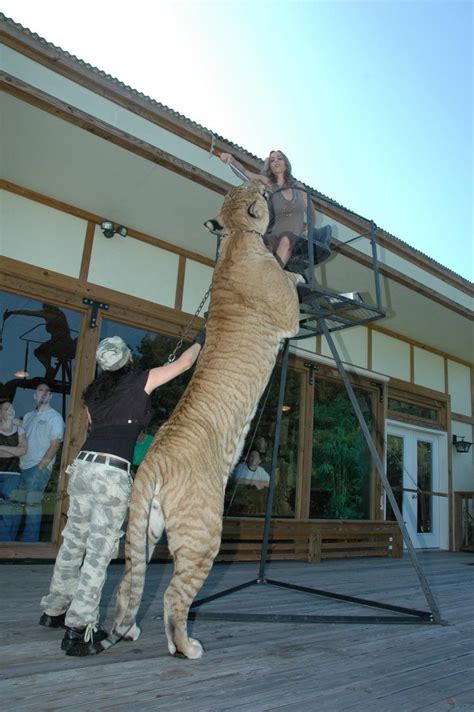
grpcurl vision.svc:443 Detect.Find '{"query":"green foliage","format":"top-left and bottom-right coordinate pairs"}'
top-left (312, 381), bottom-right (373, 519)
top-left (132, 333), bottom-right (194, 434)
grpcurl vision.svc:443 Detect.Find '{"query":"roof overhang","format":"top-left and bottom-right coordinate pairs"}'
top-left (1, 70), bottom-right (472, 364)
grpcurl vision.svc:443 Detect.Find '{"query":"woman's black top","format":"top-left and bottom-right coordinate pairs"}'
top-left (0, 429), bottom-right (21, 474)
top-left (82, 370), bottom-right (152, 462)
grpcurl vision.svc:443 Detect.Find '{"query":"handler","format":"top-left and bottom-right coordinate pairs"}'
top-left (39, 333), bottom-right (203, 656)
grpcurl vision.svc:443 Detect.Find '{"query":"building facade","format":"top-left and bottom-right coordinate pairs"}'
top-left (1, 15), bottom-right (472, 560)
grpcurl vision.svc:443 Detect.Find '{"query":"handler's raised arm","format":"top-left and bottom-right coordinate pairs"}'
top-left (144, 343), bottom-right (201, 394)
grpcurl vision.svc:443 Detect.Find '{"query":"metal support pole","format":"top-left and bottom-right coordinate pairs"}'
top-left (306, 189), bottom-right (315, 289)
top-left (369, 222), bottom-right (382, 311)
top-left (258, 339), bottom-right (290, 580)
top-left (319, 318), bottom-right (441, 623)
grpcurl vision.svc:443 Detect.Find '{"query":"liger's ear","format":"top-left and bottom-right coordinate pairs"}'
top-left (247, 200), bottom-right (266, 220)
top-left (204, 218), bottom-right (224, 235)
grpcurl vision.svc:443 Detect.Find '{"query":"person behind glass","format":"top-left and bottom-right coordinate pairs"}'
top-left (0, 401), bottom-right (27, 541)
top-left (39, 333), bottom-right (203, 657)
top-left (233, 449), bottom-right (270, 490)
top-left (10, 383), bottom-right (65, 542)
top-left (219, 149), bottom-right (315, 269)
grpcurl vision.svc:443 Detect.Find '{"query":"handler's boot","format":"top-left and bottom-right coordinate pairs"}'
top-left (62, 623), bottom-right (108, 656)
top-left (39, 612), bottom-right (66, 629)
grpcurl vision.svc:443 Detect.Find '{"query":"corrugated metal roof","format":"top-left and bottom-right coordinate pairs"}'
top-left (1, 12), bottom-right (472, 288)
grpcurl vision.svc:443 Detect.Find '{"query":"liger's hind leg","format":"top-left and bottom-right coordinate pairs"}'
top-left (113, 490), bottom-right (165, 641)
top-left (164, 531), bottom-right (220, 659)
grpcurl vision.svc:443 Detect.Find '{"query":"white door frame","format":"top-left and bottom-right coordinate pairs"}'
top-left (386, 420), bottom-right (448, 550)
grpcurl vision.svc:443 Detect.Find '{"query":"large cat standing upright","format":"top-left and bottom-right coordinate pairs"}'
top-left (108, 181), bottom-right (301, 658)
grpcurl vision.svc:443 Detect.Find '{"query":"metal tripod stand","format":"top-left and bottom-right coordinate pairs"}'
top-left (190, 216), bottom-right (443, 626)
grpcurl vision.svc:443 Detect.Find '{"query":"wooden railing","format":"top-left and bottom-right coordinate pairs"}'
top-left (216, 518), bottom-right (403, 563)
top-left (454, 492), bottom-right (474, 552)
top-left (151, 518), bottom-right (402, 563)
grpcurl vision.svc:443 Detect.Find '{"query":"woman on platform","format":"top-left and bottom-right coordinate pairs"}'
top-left (219, 149), bottom-right (315, 269)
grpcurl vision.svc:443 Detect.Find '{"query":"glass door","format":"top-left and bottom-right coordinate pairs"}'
top-left (386, 424), bottom-right (441, 548)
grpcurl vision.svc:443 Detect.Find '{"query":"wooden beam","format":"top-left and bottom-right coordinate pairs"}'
top-left (79, 221), bottom-right (95, 284)
top-left (52, 312), bottom-right (101, 545)
top-left (174, 255), bottom-right (186, 311)
top-left (1, 257), bottom-right (204, 335)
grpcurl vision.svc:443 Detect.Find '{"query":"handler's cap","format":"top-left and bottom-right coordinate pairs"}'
top-left (96, 336), bottom-right (131, 372)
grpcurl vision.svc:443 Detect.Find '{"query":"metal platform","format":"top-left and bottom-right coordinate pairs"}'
top-left (296, 287), bottom-right (386, 339)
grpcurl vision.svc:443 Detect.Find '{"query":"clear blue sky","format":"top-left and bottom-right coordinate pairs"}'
top-left (2, 0), bottom-right (472, 281)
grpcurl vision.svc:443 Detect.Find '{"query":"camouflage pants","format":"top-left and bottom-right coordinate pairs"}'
top-left (40, 458), bottom-right (132, 628)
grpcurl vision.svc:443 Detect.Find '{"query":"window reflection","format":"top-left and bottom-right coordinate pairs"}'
top-left (310, 379), bottom-right (373, 519)
top-left (0, 291), bottom-right (81, 542)
top-left (386, 434), bottom-right (404, 521)
top-left (225, 364), bottom-right (302, 518)
top-left (417, 440), bottom-right (433, 533)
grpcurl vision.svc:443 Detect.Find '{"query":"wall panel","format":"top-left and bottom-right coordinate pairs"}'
top-left (181, 259), bottom-right (213, 315)
top-left (451, 420), bottom-right (474, 491)
top-left (414, 347), bottom-right (445, 392)
top-left (88, 227), bottom-right (178, 307)
top-left (372, 331), bottom-right (410, 381)
top-left (1, 190), bottom-right (86, 277)
top-left (448, 361), bottom-right (472, 417)
top-left (321, 326), bottom-right (368, 368)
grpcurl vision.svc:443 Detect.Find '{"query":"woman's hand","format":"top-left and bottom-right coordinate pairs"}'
top-left (219, 152), bottom-right (233, 165)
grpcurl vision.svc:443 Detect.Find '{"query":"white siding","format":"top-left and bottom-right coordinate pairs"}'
top-left (448, 360), bottom-right (473, 416)
top-left (181, 260), bottom-right (213, 315)
top-left (1, 190), bottom-right (86, 277)
top-left (414, 347), bottom-right (445, 392)
top-left (321, 326), bottom-right (368, 368)
top-left (451, 420), bottom-right (474, 491)
top-left (88, 227), bottom-right (178, 307)
top-left (372, 331), bottom-right (411, 381)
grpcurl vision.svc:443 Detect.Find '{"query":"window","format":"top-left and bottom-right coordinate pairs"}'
top-left (388, 398), bottom-right (438, 422)
top-left (309, 378), bottom-right (374, 519)
top-left (0, 291), bottom-right (82, 543)
top-left (387, 387), bottom-right (446, 430)
top-left (225, 363), bottom-right (303, 518)
top-left (386, 434), bottom-right (404, 520)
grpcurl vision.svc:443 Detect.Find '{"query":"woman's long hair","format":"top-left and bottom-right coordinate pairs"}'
top-left (262, 150), bottom-right (294, 186)
top-left (82, 363), bottom-right (132, 405)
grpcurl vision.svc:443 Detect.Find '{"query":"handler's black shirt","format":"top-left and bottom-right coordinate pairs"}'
top-left (82, 370), bottom-right (152, 462)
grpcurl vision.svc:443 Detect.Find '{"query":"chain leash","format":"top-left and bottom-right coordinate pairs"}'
top-left (167, 284), bottom-right (212, 363)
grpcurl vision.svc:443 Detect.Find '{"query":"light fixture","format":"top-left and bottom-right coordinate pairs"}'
top-left (452, 435), bottom-right (472, 454)
top-left (100, 221), bottom-right (128, 239)
top-left (14, 370), bottom-right (29, 378)
top-left (282, 404), bottom-right (291, 413)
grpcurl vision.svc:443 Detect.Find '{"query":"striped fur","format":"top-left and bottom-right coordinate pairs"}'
top-left (111, 181), bottom-right (300, 658)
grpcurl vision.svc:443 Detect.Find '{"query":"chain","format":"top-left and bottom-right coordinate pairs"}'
top-left (167, 284), bottom-right (212, 363)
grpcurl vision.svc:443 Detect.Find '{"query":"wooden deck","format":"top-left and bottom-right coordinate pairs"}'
top-left (0, 551), bottom-right (473, 711)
